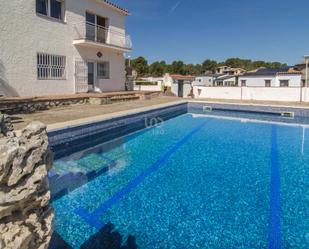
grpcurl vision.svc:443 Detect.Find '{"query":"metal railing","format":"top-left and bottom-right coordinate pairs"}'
top-left (73, 22), bottom-right (132, 49)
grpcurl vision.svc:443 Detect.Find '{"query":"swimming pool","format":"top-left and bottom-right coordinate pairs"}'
top-left (49, 105), bottom-right (308, 249)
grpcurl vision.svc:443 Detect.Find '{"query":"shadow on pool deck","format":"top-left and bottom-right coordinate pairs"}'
top-left (49, 222), bottom-right (138, 249)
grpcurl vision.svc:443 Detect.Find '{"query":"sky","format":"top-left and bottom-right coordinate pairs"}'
top-left (114, 0), bottom-right (309, 65)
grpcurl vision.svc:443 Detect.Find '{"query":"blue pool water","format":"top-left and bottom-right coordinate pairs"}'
top-left (50, 112), bottom-right (309, 249)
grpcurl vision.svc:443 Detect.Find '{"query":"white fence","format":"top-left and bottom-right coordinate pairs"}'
top-left (193, 86), bottom-right (309, 102)
top-left (134, 81), bottom-right (162, 92)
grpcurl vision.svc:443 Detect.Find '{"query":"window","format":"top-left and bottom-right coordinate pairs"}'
top-left (36, 0), bottom-right (48, 15)
top-left (86, 12), bottom-right (108, 43)
top-left (37, 53), bottom-right (66, 80)
top-left (265, 80), bottom-right (271, 87)
top-left (97, 62), bottom-right (110, 79)
top-left (279, 80), bottom-right (289, 87)
top-left (36, 0), bottom-right (64, 21)
top-left (241, 80), bottom-right (246, 86)
top-left (302, 80), bottom-right (306, 87)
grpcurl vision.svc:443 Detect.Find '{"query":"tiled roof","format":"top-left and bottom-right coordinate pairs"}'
top-left (102, 0), bottom-right (129, 15)
top-left (169, 74), bottom-right (195, 79)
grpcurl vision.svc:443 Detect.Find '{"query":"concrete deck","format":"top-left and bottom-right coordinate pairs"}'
top-left (12, 96), bottom-right (309, 131)
top-left (12, 96), bottom-right (182, 130)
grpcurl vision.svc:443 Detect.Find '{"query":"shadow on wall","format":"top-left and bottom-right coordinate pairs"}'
top-left (0, 59), bottom-right (19, 97)
top-left (49, 222), bottom-right (138, 249)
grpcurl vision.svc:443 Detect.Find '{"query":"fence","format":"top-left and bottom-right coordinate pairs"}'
top-left (134, 81), bottom-right (162, 92)
top-left (193, 86), bottom-right (309, 102)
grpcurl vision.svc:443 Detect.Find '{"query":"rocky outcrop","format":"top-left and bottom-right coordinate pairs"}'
top-left (0, 114), bottom-right (14, 137)
top-left (0, 120), bottom-right (54, 249)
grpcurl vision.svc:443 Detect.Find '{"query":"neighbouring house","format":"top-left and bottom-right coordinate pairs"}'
top-left (163, 73), bottom-right (195, 97)
top-left (294, 61), bottom-right (308, 87)
top-left (238, 68), bottom-right (302, 87)
top-left (214, 75), bottom-right (238, 86)
top-left (215, 66), bottom-right (245, 76)
top-left (0, 0), bottom-right (132, 97)
top-left (193, 75), bottom-right (215, 87)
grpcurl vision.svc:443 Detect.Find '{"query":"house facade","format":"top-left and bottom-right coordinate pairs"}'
top-left (215, 66), bottom-right (245, 76)
top-left (214, 75), bottom-right (238, 86)
top-left (0, 0), bottom-right (131, 97)
top-left (238, 68), bottom-right (302, 87)
top-left (163, 73), bottom-right (195, 98)
top-left (193, 75), bottom-right (214, 87)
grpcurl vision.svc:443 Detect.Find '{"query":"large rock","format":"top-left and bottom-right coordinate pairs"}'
top-left (0, 121), bottom-right (54, 249)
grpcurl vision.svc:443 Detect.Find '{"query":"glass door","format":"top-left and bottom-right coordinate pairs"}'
top-left (87, 62), bottom-right (94, 88)
top-left (96, 16), bottom-right (107, 43)
top-left (86, 12), bottom-right (95, 41)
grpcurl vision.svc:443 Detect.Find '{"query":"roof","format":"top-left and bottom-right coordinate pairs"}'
top-left (242, 67), bottom-right (301, 76)
top-left (101, 0), bottom-right (129, 15)
top-left (169, 74), bottom-right (195, 79)
top-left (215, 75), bottom-right (236, 81)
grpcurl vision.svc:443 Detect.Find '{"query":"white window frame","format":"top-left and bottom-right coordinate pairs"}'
top-left (279, 80), bottom-right (289, 87)
top-left (36, 0), bottom-right (65, 21)
top-left (265, 80), bottom-right (271, 87)
top-left (37, 53), bottom-right (66, 80)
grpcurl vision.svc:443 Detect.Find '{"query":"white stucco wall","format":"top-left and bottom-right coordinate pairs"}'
top-left (0, 0), bottom-right (127, 97)
top-left (194, 87), bottom-right (242, 100)
top-left (239, 75), bottom-right (301, 87)
top-left (193, 76), bottom-right (213, 86)
top-left (238, 76), bottom-right (276, 87)
top-left (171, 82), bottom-right (192, 98)
top-left (133, 81), bottom-right (162, 92)
top-left (193, 86), bottom-right (309, 102)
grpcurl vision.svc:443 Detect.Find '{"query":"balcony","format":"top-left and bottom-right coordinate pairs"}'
top-left (73, 22), bottom-right (132, 52)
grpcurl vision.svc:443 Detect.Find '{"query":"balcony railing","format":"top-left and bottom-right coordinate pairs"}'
top-left (73, 22), bottom-right (132, 50)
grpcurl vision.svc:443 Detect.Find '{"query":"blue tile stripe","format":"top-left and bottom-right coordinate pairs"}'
top-left (75, 120), bottom-right (210, 230)
top-left (268, 125), bottom-right (282, 249)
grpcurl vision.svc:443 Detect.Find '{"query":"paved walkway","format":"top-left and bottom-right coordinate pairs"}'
top-left (12, 96), bottom-right (309, 131)
top-left (12, 96), bottom-right (181, 130)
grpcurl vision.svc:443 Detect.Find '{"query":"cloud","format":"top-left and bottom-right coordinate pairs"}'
top-left (169, 1), bottom-right (181, 15)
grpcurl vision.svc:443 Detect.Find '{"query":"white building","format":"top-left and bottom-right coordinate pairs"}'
top-left (193, 75), bottom-right (214, 87)
top-left (214, 75), bottom-right (238, 86)
top-left (216, 66), bottom-right (245, 76)
top-left (238, 68), bottom-right (302, 87)
top-left (163, 73), bottom-right (195, 98)
top-left (0, 0), bottom-right (132, 97)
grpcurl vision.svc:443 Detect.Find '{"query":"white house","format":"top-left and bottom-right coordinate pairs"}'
top-left (238, 68), bottom-right (302, 87)
top-left (0, 0), bottom-right (132, 97)
top-left (163, 73), bottom-right (195, 98)
top-left (216, 66), bottom-right (245, 76)
top-left (193, 75), bottom-right (214, 87)
top-left (214, 75), bottom-right (238, 86)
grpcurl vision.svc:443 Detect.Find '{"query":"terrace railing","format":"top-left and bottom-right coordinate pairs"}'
top-left (73, 22), bottom-right (132, 50)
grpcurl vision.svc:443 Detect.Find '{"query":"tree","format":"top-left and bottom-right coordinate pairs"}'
top-left (169, 61), bottom-right (186, 75)
top-left (148, 61), bottom-right (167, 77)
top-left (131, 56), bottom-right (148, 76)
top-left (202, 59), bottom-right (217, 73)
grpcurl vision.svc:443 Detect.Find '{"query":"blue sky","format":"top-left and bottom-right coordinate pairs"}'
top-left (115, 0), bottom-right (309, 65)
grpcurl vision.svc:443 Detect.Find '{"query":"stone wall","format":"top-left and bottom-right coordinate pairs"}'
top-left (1, 98), bottom-right (88, 115)
top-left (0, 116), bottom-right (54, 249)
